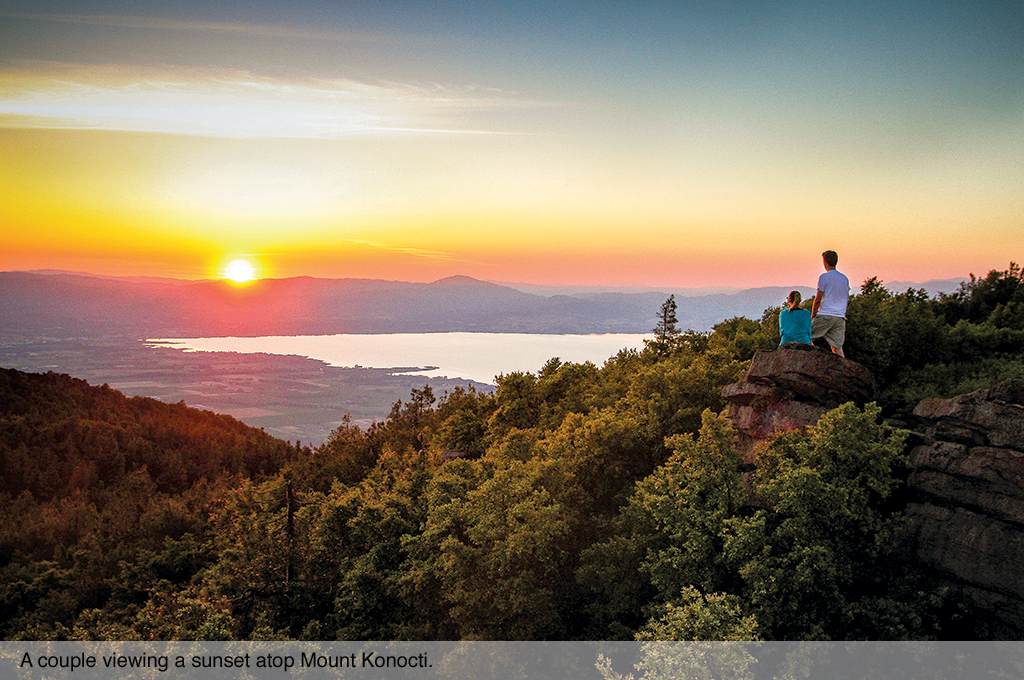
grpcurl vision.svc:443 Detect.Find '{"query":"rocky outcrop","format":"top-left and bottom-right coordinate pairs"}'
top-left (722, 351), bottom-right (1024, 636)
top-left (721, 344), bottom-right (876, 454)
top-left (904, 379), bottom-right (1024, 636)
top-left (440, 449), bottom-right (473, 462)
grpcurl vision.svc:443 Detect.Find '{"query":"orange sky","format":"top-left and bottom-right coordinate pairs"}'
top-left (1, 4), bottom-right (1021, 289)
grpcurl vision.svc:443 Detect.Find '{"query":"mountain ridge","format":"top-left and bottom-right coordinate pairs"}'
top-left (1, 270), bottom-right (966, 339)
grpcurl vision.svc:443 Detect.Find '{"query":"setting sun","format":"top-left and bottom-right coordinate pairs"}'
top-left (0, 2), bottom-right (1019, 290)
top-left (223, 259), bottom-right (256, 283)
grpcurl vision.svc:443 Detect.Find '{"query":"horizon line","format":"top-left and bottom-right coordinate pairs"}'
top-left (5, 268), bottom-right (968, 294)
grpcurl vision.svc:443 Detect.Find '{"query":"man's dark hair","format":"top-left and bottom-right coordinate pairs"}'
top-left (823, 250), bottom-right (838, 267)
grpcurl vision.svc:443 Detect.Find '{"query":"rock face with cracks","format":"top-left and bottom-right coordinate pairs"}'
top-left (722, 350), bottom-right (1024, 637)
top-left (721, 344), bottom-right (875, 455)
top-left (905, 379), bottom-right (1024, 637)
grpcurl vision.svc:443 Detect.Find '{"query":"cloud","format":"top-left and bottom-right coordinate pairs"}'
top-left (0, 63), bottom-right (555, 139)
top-left (3, 11), bottom-right (398, 44)
top-left (343, 239), bottom-right (460, 263)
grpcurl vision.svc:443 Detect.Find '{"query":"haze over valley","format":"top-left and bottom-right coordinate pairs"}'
top-left (1, 269), bottom-right (966, 443)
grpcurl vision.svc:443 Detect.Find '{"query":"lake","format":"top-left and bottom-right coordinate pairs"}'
top-left (148, 332), bottom-right (651, 385)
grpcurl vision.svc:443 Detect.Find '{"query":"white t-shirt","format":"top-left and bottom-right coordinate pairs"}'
top-left (817, 269), bottom-right (850, 318)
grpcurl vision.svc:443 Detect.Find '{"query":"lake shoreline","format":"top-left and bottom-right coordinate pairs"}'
top-left (146, 331), bottom-right (652, 386)
top-left (0, 336), bottom-right (493, 446)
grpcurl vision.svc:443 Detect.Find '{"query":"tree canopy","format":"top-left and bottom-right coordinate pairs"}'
top-left (2, 262), bottom-right (1021, 641)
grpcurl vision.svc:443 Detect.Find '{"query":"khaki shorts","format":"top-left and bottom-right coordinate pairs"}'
top-left (811, 314), bottom-right (846, 348)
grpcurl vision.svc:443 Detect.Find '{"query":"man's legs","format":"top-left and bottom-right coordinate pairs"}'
top-left (811, 315), bottom-right (846, 357)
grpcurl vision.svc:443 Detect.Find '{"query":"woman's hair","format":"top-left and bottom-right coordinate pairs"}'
top-left (787, 290), bottom-right (802, 311)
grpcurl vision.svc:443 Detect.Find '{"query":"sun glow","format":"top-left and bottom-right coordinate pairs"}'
top-left (223, 259), bottom-right (257, 283)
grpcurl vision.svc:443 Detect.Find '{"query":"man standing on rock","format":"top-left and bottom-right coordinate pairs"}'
top-left (811, 250), bottom-right (850, 357)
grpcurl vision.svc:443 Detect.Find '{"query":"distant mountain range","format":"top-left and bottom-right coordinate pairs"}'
top-left (0, 270), bottom-right (966, 339)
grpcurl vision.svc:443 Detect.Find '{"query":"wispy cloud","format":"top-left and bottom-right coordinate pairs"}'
top-left (0, 63), bottom-right (555, 138)
top-left (344, 239), bottom-right (462, 263)
top-left (3, 11), bottom-right (399, 44)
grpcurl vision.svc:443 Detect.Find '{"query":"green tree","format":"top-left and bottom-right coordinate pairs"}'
top-left (403, 457), bottom-right (584, 639)
top-left (425, 387), bottom-right (495, 458)
top-left (647, 295), bottom-right (682, 356)
top-left (842, 270), bottom-right (1024, 417)
top-left (707, 316), bottom-right (776, 361)
top-left (598, 586), bottom-right (760, 680)
top-left (935, 262), bottom-right (1023, 326)
top-left (726, 403), bottom-right (910, 639)
top-left (578, 410), bottom-right (744, 636)
top-left (637, 587), bottom-right (759, 641)
top-left (299, 452), bottom-right (437, 640)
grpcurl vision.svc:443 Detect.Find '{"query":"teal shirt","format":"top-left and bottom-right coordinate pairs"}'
top-left (779, 308), bottom-right (812, 345)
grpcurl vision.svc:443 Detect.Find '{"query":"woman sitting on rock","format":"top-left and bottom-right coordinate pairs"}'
top-left (779, 290), bottom-right (812, 346)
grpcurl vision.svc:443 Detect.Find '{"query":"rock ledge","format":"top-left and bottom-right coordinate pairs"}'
top-left (905, 379), bottom-right (1024, 637)
top-left (721, 345), bottom-right (875, 454)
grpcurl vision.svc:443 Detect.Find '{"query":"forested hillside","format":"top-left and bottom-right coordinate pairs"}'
top-left (1, 264), bottom-right (1021, 641)
top-left (0, 370), bottom-right (299, 640)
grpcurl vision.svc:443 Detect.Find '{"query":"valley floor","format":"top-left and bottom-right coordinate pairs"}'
top-left (0, 335), bottom-right (489, 445)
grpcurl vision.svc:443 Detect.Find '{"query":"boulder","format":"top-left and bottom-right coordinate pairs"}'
top-left (440, 449), bottom-right (472, 462)
top-left (740, 345), bottom-right (874, 404)
top-left (914, 382), bottom-right (1024, 450)
top-left (721, 346), bottom-right (876, 453)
